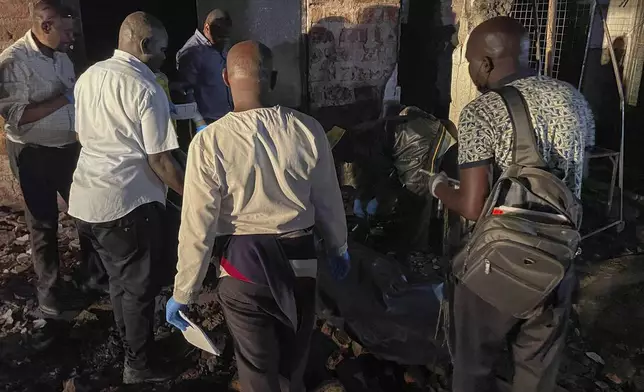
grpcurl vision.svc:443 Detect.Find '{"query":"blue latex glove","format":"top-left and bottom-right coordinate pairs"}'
top-left (166, 297), bottom-right (189, 331)
top-left (353, 199), bottom-right (365, 218)
top-left (196, 125), bottom-right (208, 132)
top-left (328, 251), bottom-right (351, 280)
top-left (64, 89), bottom-right (74, 104)
top-left (169, 103), bottom-right (177, 115)
top-left (366, 198), bottom-right (378, 217)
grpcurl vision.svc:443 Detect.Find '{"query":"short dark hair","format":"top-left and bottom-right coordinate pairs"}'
top-left (33, 0), bottom-right (75, 21)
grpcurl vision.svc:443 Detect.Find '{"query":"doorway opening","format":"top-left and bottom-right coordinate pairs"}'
top-left (78, 0), bottom-right (198, 78)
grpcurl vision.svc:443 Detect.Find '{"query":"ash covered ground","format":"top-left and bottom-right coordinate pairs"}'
top-left (1, 200), bottom-right (644, 392)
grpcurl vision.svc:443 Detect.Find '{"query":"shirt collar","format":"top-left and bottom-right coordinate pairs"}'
top-left (493, 68), bottom-right (538, 87)
top-left (24, 30), bottom-right (63, 60)
top-left (194, 29), bottom-right (212, 46)
top-left (112, 49), bottom-right (156, 80)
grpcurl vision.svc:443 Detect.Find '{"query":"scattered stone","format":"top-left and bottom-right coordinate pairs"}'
top-left (73, 310), bottom-right (98, 326)
top-left (33, 319), bottom-right (47, 330)
top-left (0, 309), bottom-right (13, 326)
top-left (62, 275), bottom-right (73, 282)
top-left (68, 239), bottom-right (80, 250)
top-left (62, 377), bottom-right (90, 392)
top-left (14, 234), bottom-right (29, 246)
top-left (16, 253), bottom-right (29, 264)
top-left (586, 352), bottom-right (605, 365)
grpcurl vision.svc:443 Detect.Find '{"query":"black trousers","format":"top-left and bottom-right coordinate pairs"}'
top-left (451, 281), bottom-right (572, 392)
top-left (217, 277), bottom-right (316, 392)
top-left (6, 141), bottom-right (105, 300)
top-left (76, 203), bottom-right (163, 370)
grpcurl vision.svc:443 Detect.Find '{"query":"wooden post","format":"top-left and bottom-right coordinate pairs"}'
top-left (544, 0), bottom-right (558, 77)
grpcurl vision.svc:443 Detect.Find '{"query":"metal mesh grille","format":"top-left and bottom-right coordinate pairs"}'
top-left (510, 0), bottom-right (548, 74)
top-left (510, 0), bottom-right (594, 82)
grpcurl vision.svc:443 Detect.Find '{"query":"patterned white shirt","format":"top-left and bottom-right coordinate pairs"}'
top-left (457, 75), bottom-right (595, 197)
top-left (0, 31), bottom-right (76, 147)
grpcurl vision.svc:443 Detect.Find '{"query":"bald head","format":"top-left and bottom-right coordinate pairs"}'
top-left (224, 41), bottom-right (275, 110)
top-left (118, 12), bottom-right (168, 72)
top-left (466, 16), bottom-right (531, 92)
top-left (204, 9), bottom-right (232, 51)
top-left (31, 1), bottom-right (75, 53)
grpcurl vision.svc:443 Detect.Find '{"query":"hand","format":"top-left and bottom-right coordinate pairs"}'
top-left (366, 198), bottom-right (378, 217)
top-left (353, 199), bottom-right (365, 218)
top-left (166, 297), bottom-right (189, 331)
top-left (196, 125), bottom-right (208, 132)
top-left (64, 89), bottom-right (74, 104)
top-left (420, 170), bottom-right (449, 198)
top-left (328, 250), bottom-right (350, 280)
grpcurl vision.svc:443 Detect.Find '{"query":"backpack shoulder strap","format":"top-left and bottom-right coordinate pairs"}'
top-left (494, 86), bottom-right (547, 168)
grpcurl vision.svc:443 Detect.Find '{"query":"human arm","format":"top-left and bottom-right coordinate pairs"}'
top-left (432, 104), bottom-right (495, 221)
top-left (176, 48), bottom-right (200, 90)
top-left (147, 151), bottom-right (185, 195)
top-left (172, 133), bottom-right (222, 304)
top-left (311, 123), bottom-right (349, 257)
top-left (140, 89), bottom-right (184, 194)
top-left (0, 59), bottom-right (71, 128)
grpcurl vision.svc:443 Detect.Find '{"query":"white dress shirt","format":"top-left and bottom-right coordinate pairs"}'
top-left (173, 106), bottom-right (348, 303)
top-left (68, 50), bottom-right (179, 223)
top-left (0, 31), bottom-right (76, 147)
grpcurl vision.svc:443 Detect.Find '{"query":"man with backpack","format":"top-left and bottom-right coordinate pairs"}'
top-left (426, 17), bottom-right (595, 391)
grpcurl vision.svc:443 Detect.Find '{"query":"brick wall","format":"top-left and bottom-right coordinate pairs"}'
top-left (307, 0), bottom-right (400, 127)
top-left (0, 0), bottom-right (35, 208)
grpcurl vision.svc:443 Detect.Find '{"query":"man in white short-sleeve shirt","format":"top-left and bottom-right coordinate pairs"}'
top-left (68, 12), bottom-right (184, 385)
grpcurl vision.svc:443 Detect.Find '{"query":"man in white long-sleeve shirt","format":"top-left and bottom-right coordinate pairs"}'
top-left (166, 41), bottom-right (349, 392)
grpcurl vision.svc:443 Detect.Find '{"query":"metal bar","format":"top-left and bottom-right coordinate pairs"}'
top-left (531, 0), bottom-right (544, 76)
top-left (578, 0), bottom-right (596, 90)
top-left (544, 0), bottom-right (558, 76)
top-left (582, 220), bottom-right (622, 240)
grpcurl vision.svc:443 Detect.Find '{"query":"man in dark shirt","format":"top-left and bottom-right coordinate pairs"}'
top-left (176, 9), bottom-right (232, 123)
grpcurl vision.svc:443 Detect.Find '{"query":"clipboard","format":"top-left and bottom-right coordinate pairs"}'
top-left (179, 311), bottom-right (222, 356)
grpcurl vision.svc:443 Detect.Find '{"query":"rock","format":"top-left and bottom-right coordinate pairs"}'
top-left (10, 262), bottom-right (30, 274)
top-left (0, 309), bottom-right (13, 326)
top-left (68, 239), bottom-right (80, 250)
top-left (16, 253), bottom-right (29, 264)
top-left (62, 377), bottom-right (90, 392)
top-left (73, 310), bottom-right (98, 325)
top-left (62, 275), bottom-right (72, 282)
top-left (586, 352), bottom-right (605, 365)
top-left (14, 234), bottom-right (29, 246)
top-left (312, 380), bottom-right (347, 392)
top-left (33, 319), bottom-right (47, 330)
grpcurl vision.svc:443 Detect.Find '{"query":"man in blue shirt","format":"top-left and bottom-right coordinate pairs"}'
top-left (176, 9), bottom-right (232, 123)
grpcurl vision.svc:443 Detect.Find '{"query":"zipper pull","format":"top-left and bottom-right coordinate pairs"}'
top-left (484, 259), bottom-right (491, 275)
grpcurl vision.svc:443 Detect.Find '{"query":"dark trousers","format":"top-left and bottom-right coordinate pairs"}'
top-left (76, 203), bottom-right (163, 370)
top-left (217, 277), bottom-right (316, 392)
top-left (451, 282), bottom-right (572, 392)
top-left (6, 141), bottom-right (106, 301)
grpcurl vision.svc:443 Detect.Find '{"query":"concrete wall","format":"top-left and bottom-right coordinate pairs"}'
top-left (448, 0), bottom-right (514, 123)
top-left (307, 0), bottom-right (400, 128)
top-left (196, 0), bottom-right (304, 109)
top-left (0, 0), bottom-right (84, 208)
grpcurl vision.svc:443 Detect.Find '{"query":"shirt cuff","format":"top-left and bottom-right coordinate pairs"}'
top-left (172, 288), bottom-right (196, 305)
top-left (329, 242), bottom-right (348, 257)
top-left (459, 157), bottom-right (493, 169)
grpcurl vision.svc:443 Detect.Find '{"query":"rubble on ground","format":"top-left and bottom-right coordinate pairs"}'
top-left (0, 205), bottom-right (643, 392)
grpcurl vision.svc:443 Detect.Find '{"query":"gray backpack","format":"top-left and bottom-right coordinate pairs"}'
top-left (452, 86), bottom-right (582, 319)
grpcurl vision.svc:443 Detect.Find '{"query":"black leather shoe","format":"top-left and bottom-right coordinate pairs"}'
top-left (122, 364), bottom-right (171, 385)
